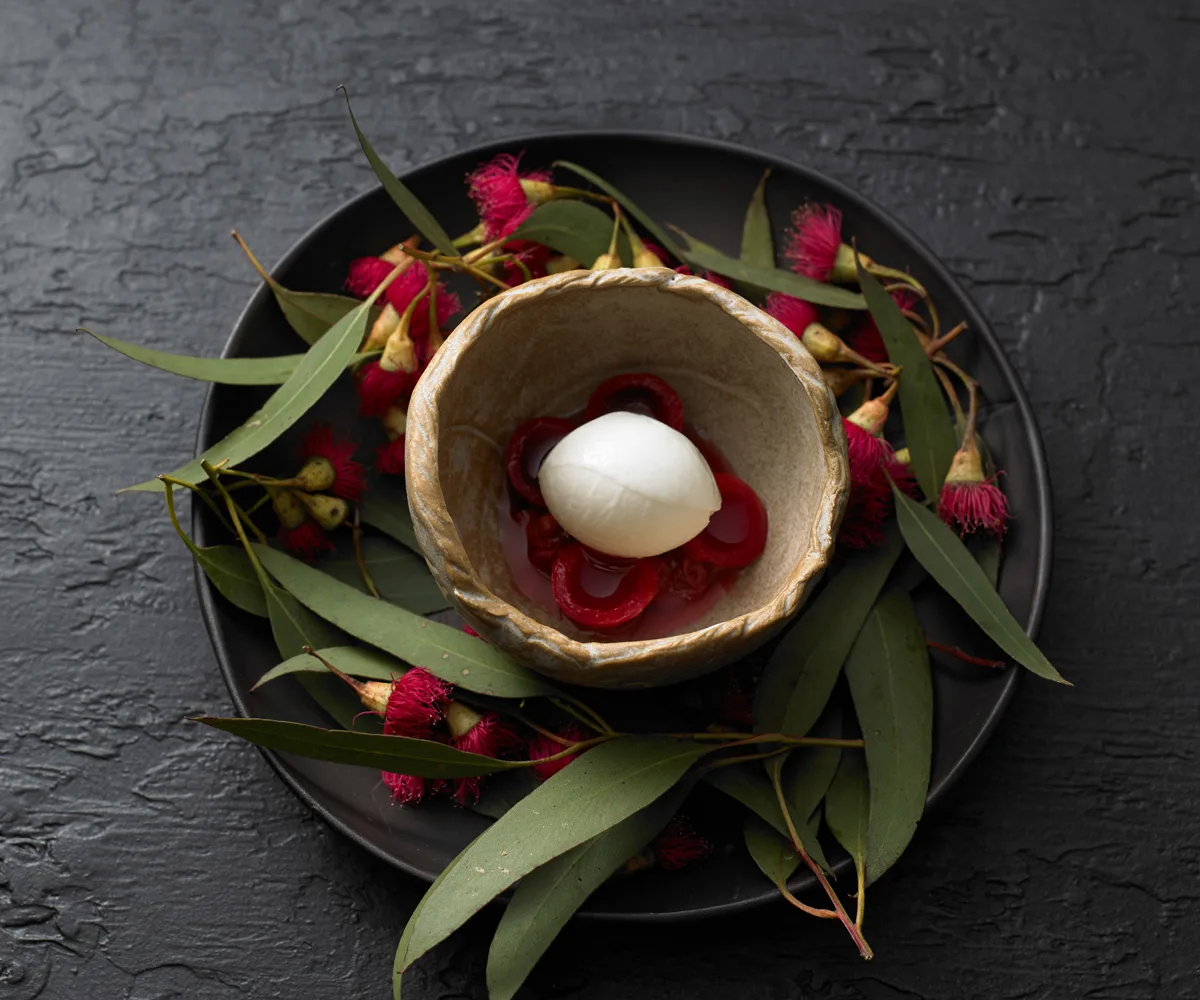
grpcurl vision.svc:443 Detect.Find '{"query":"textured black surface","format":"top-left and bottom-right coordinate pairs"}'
top-left (2, 2), bottom-right (1197, 998)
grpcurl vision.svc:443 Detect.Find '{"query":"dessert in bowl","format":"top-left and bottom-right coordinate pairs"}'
top-left (405, 266), bottom-right (848, 688)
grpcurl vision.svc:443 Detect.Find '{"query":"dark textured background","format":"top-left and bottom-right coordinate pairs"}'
top-left (3, 1), bottom-right (1197, 997)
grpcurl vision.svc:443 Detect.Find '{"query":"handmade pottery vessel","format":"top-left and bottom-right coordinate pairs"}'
top-left (405, 267), bottom-right (848, 689)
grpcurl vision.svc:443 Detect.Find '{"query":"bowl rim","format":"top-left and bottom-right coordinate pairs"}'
top-left (404, 265), bottom-right (850, 687)
top-left (194, 127), bottom-right (1053, 922)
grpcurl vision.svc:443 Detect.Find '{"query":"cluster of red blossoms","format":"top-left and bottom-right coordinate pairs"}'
top-left (764, 201), bottom-right (1009, 544)
top-left (273, 424), bottom-right (366, 559)
top-left (362, 653), bottom-right (711, 868)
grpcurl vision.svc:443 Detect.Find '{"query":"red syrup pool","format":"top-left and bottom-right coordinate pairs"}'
top-left (499, 421), bottom-right (752, 641)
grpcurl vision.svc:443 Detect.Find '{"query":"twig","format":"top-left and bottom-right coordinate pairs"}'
top-left (352, 507), bottom-right (381, 599)
top-left (925, 639), bottom-right (1005, 668)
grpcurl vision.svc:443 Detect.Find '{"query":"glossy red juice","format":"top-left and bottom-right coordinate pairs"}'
top-left (499, 420), bottom-right (747, 640)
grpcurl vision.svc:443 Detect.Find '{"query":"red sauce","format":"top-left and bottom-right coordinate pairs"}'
top-left (500, 420), bottom-right (755, 640)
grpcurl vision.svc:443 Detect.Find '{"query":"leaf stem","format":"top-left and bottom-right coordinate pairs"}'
top-left (159, 475), bottom-right (235, 535)
top-left (854, 855), bottom-right (866, 931)
top-left (552, 696), bottom-right (614, 736)
top-left (351, 507), bottom-right (382, 599)
top-left (771, 763), bottom-right (873, 959)
top-left (926, 320), bottom-right (968, 355)
top-left (666, 731), bottom-right (866, 749)
top-left (774, 876), bottom-right (840, 919)
top-left (933, 365), bottom-right (966, 425)
top-left (230, 230), bottom-right (280, 290)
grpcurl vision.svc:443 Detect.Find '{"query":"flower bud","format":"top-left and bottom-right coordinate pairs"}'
top-left (590, 252), bottom-right (622, 271)
top-left (801, 323), bottom-right (848, 363)
top-left (365, 302), bottom-right (402, 353)
top-left (821, 367), bottom-right (872, 397)
top-left (381, 312), bottom-right (420, 374)
top-left (846, 381), bottom-right (899, 434)
top-left (295, 491), bottom-right (349, 531)
top-left (293, 456), bottom-right (335, 493)
top-left (444, 700), bottom-right (484, 739)
top-left (832, 243), bottom-right (873, 284)
top-left (545, 254), bottom-right (582, 274)
top-left (271, 488), bottom-right (308, 530)
top-left (893, 447), bottom-right (911, 465)
top-left (518, 178), bottom-right (557, 204)
top-left (382, 403), bottom-right (408, 441)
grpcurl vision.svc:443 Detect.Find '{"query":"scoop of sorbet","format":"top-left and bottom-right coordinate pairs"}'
top-left (538, 411), bottom-right (721, 559)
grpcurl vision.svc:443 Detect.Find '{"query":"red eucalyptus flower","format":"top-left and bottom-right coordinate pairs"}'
top-left (784, 203), bottom-right (847, 282)
top-left (345, 258), bottom-right (459, 338)
top-left (277, 520), bottom-right (334, 561)
top-left (345, 256), bottom-right (394, 298)
top-left (382, 772), bottom-right (427, 805)
top-left (298, 424), bottom-right (366, 501)
top-left (381, 667), bottom-right (452, 738)
top-left (527, 724), bottom-right (585, 782)
top-left (765, 293), bottom-right (821, 339)
top-left (653, 817), bottom-right (712, 871)
top-left (843, 418), bottom-right (892, 486)
top-left (356, 359), bottom-right (416, 417)
top-left (446, 705), bottom-right (523, 805)
top-left (375, 437), bottom-right (406, 476)
top-left (467, 152), bottom-right (553, 241)
top-left (938, 438), bottom-right (1008, 538)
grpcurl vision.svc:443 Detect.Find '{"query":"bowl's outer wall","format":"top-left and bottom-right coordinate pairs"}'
top-left (195, 132), bottom-right (1051, 921)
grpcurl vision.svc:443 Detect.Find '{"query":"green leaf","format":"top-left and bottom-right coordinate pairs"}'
top-left (553, 161), bottom-right (685, 261)
top-left (469, 769), bottom-right (540, 820)
top-left (843, 587), bottom-right (933, 883)
top-left (341, 90), bottom-right (458, 257)
top-left (704, 763), bottom-right (786, 836)
top-left (395, 738), bottom-right (709, 974)
top-left (737, 169), bottom-right (774, 298)
top-left (743, 814), bottom-right (799, 885)
top-left (672, 228), bottom-right (867, 310)
top-left (252, 544), bottom-right (558, 699)
top-left (754, 523), bottom-right (905, 736)
top-left (486, 785), bottom-right (687, 1000)
top-left (194, 544), bottom-right (267, 617)
top-left (856, 264), bottom-right (957, 499)
top-left (824, 752), bottom-right (870, 885)
top-left (360, 487), bottom-right (421, 553)
top-left (262, 579), bottom-right (368, 731)
top-left (252, 644), bottom-right (399, 690)
top-left (775, 744), bottom-right (842, 828)
top-left (88, 331), bottom-right (375, 384)
top-left (197, 717), bottom-right (522, 776)
top-left (972, 535), bottom-right (1002, 588)
top-left (125, 296), bottom-right (374, 492)
top-left (320, 536), bottom-right (449, 613)
top-left (272, 291), bottom-right (368, 347)
top-left (510, 200), bottom-right (618, 264)
top-left (892, 486), bottom-right (1066, 683)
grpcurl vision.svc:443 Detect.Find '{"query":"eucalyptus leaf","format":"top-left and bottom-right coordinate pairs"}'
top-left (743, 814), bottom-right (800, 885)
top-left (194, 544), bottom-right (267, 617)
top-left (703, 763), bottom-right (825, 864)
top-left (856, 264), bottom-right (957, 499)
top-left (263, 578), bottom-right (368, 731)
top-left (672, 229), bottom-right (867, 310)
top-left (197, 717), bottom-right (522, 776)
top-left (341, 90), bottom-right (458, 257)
top-left (892, 486), bottom-right (1066, 683)
top-left (844, 587), bottom-right (933, 883)
top-left (553, 161), bottom-right (685, 261)
top-left (360, 488), bottom-right (421, 553)
top-left (486, 784), bottom-right (688, 1000)
top-left (754, 523), bottom-right (905, 737)
top-left (272, 290), bottom-right (369, 347)
top-left (510, 200), bottom-right (619, 264)
top-left (469, 769), bottom-right (540, 821)
top-left (824, 752), bottom-right (870, 890)
top-left (394, 738), bottom-right (710, 974)
top-left (89, 331), bottom-right (374, 384)
top-left (972, 535), bottom-right (1002, 588)
top-left (252, 645), bottom-right (399, 690)
top-left (737, 169), bottom-right (774, 298)
top-left (252, 544), bottom-right (558, 699)
top-left (125, 294), bottom-right (374, 492)
top-left (321, 536), bottom-right (448, 613)
top-left (777, 743), bottom-right (842, 828)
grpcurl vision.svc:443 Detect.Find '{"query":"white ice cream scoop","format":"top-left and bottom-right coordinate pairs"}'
top-left (538, 411), bottom-right (721, 559)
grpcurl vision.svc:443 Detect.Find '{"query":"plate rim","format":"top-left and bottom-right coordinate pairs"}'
top-left (193, 128), bottom-right (1053, 922)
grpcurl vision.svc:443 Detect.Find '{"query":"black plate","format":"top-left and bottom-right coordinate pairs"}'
top-left (194, 131), bottom-right (1052, 922)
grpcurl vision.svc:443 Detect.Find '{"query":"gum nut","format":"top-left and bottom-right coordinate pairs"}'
top-left (538, 411), bottom-right (721, 558)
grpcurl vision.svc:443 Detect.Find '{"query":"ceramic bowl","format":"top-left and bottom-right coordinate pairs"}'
top-left (404, 266), bottom-right (848, 688)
